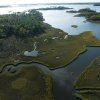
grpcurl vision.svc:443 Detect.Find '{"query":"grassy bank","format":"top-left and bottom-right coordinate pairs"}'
top-left (0, 30), bottom-right (100, 69)
top-left (0, 9), bottom-right (100, 69)
top-left (0, 65), bottom-right (53, 100)
top-left (31, 31), bottom-right (100, 68)
top-left (74, 57), bottom-right (100, 100)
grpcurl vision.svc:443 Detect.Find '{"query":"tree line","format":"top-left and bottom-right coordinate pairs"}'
top-left (0, 10), bottom-right (45, 38)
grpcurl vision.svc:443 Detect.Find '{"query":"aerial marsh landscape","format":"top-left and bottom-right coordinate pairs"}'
top-left (0, 1), bottom-right (100, 100)
top-left (75, 57), bottom-right (100, 100)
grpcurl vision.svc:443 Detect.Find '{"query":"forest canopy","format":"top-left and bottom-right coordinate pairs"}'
top-left (0, 10), bottom-right (45, 38)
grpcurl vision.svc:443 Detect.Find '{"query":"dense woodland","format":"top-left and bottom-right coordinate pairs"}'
top-left (0, 10), bottom-right (45, 38)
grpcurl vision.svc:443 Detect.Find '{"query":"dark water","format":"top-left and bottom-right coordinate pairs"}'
top-left (3, 47), bottom-right (100, 100)
top-left (52, 47), bottom-right (100, 100)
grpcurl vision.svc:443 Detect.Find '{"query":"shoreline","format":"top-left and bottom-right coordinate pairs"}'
top-left (1, 45), bottom-right (100, 73)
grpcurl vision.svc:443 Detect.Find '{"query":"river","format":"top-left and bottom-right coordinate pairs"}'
top-left (1, 47), bottom-right (100, 100)
top-left (0, 3), bottom-right (100, 100)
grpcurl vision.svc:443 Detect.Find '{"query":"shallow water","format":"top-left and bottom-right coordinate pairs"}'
top-left (24, 42), bottom-right (38, 57)
top-left (40, 10), bottom-right (100, 38)
top-left (0, 4), bottom-right (100, 38)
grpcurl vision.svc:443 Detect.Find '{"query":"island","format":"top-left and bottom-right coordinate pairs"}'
top-left (67, 8), bottom-right (100, 23)
top-left (36, 6), bottom-right (73, 10)
top-left (74, 57), bottom-right (100, 100)
top-left (71, 25), bottom-right (78, 28)
top-left (94, 3), bottom-right (100, 6)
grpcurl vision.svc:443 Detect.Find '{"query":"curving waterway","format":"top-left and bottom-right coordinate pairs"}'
top-left (40, 10), bottom-right (100, 39)
top-left (0, 4), bottom-right (100, 100)
top-left (1, 47), bottom-right (100, 100)
top-left (0, 4), bottom-right (100, 38)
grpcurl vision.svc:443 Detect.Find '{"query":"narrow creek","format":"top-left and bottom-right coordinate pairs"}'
top-left (0, 47), bottom-right (100, 100)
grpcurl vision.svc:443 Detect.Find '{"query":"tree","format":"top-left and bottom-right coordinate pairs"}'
top-left (0, 10), bottom-right (45, 38)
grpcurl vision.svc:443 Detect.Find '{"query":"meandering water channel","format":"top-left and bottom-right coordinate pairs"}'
top-left (0, 4), bottom-right (100, 100)
top-left (1, 47), bottom-right (100, 100)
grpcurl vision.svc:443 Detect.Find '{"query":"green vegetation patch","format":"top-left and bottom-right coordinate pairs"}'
top-left (0, 10), bottom-right (44, 38)
top-left (75, 92), bottom-right (100, 100)
top-left (75, 57), bottom-right (100, 88)
top-left (0, 65), bottom-right (53, 100)
top-left (79, 31), bottom-right (100, 46)
top-left (94, 3), bottom-right (100, 6)
top-left (71, 25), bottom-right (78, 28)
top-left (74, 57), bottom-right (100, 100)
top-left (74, 8), bottom-right (100, 23)
top-left (0, 10), bottom-right (100, 69)
top-left (0, 30), bottom-right (100, 69)
top-left (30, 31), bottom-right (100, 68)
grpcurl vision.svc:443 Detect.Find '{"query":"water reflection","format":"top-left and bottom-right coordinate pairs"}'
top-left (24, 42), bottom-right (38, 57)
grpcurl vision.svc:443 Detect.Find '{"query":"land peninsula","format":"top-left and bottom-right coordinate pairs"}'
top-left (75, 57), bottom-right (100, 100)
top-left (0, 64), bottom-right (53, 100)
top-left (0, 9), bottom-right (100, 100)
top-left (0, 9), bottom-right (100, 69)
